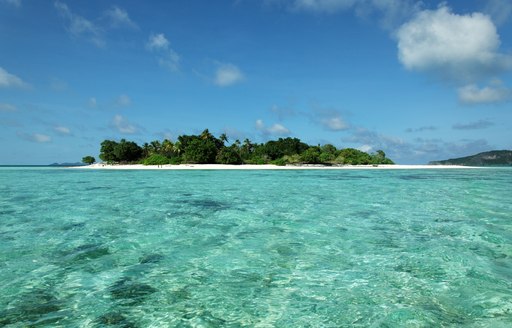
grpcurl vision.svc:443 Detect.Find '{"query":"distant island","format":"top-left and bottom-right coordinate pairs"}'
top-left (84, 129), bottom-right (394, 166)
top-left (429, 150), bottom-right (512, 166)
top-left (49, 162), bottom-right (87, 167)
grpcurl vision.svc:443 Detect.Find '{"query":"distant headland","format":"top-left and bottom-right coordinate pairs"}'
top-left (429, 150), bottom-right (512, 166)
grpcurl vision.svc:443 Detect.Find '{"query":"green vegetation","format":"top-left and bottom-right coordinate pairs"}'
top-left (81, 156), bottom-right (96, 165)
top-left (429, 150), bottom-right (512, 166)
top-left (95, 129), bottom-right (394, 166)
top-left (142, 154), bottom-right (169, 165)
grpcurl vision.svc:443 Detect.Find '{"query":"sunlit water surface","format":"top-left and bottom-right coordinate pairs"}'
top-left (0, 167), bottom-right (511, 327)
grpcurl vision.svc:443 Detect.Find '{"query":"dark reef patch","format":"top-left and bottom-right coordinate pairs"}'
top-left (109, 277), bottom-right (157, 305)
top-left (96, 311), bottom-right (136, 327)
top-left (0, 289), bottom-right (62, 326)
top-left (139, 253), bottom-right (165, 264)
top-left (64, 243), bottom-right (111, 262)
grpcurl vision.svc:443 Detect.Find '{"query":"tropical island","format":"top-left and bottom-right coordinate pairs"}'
top-left (83, 129), bottom-right (394, 166)
top-left (429, 150), bottom-right (512, 166)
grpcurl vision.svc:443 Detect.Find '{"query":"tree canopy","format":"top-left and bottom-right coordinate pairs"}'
top-left (95, 129), bottom-right (394, 166)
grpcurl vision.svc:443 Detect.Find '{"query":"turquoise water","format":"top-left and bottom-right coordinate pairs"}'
top-left (0, 167), bottom-right (511, 327)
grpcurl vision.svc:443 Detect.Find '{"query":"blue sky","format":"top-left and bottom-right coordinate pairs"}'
top-left (1, 0), bottom-right (511, 164)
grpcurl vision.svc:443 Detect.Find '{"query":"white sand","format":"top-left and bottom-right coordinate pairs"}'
top-left (75, 163), bottom-right (477, 170)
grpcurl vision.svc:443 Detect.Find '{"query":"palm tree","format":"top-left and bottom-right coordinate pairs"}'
top-left (142, 142), bottom-right (151, 158)
top-left (219, 133), bottom-right (229, 146)
top-left (162, 139), bottom-right (174, 157)
top-left (243, 138), bottom-right (253, 153)
top-left (173, 140), bottom-right (182, 155)
top-left (150, 140), bottom-right (162, 154)
top-left (200, 129), bottom-right (213, 140)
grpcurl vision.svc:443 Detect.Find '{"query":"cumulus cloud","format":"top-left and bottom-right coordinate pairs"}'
top-left (214, 63), bottom-right (245, 87)
top-left (358, 144), bottom-right (373, 153)
top-left (458, 83), bottom-right (512, 104)
top-left (452, 119), bottom-right (494, 130)
top-left (18, 132), bottom-right (52, 143)
top-left (116, 94), bottom-right (132, 107)
top-left (103, 6), bottom-right (137, 29)
top-left (396, 5), bottom-right (512, 83)
top-left (147, 33), bottom-right (169, 51)
top-left (54, 1), bottom-right (105, 47)
top-left (310, 109), bottom-right (349, 131)
top-left (0, 103), bottom-right (17, 112)
top-left (111, 114), bottom-right (139, 134)
top-left (256, 119), bottom-right (291, 136)
top-left (54, 126), bottom-right (72, 135)
top-left (146, 33), bottom-right (180, 72)
top-left (0, 67), bottom-right (29, 88)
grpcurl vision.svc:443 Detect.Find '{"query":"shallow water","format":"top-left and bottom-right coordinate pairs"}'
top-left (0, 167), bottom-right (511, 327)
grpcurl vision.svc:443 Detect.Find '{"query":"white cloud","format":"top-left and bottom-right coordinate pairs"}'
top-left (147, 33), bottom-right (170, 51)
top-left (0, 103), bottom-right (17, 112)
top-left (214, 63), bottom-right (245, 87)
top-left (396, 5), bottom-right (512, 83)
top-left (111, 114), bottom-right (138, 134)
top-left (0, 67), bottom-right (28, 88)
top-left (158, 51), bottom-right (181, 72)
top-left (116, 94), bottom-right (132, 107)
top-left (268, 123), bottom-right (290, 135)
top-left (358, 144), bottom-right (373, 153)
top-left (310, 108), bottom-right (349, 131)
top-left (54, 1), bottom-right (105, 47)
top-left (104, 6), bottom-right (137, 28)
top-left (146, 33), bottom-right (180, 72)
top-left (458, 83), bottom-right (512, 104)
top-left (322, 116), bottom-right (348, 131)
top-left (2, 0), bottom-right (21, 7)
top-left (255, 119), bottom-right (291, 136)
top-left (54, 126), bottom-right (71, 135)
top-left (18, 132), bottom-right (52, 143)
top-left (33, 134), bottom-right (51, 143)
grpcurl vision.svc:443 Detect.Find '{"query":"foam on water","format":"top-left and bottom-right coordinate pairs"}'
top-left (0, 167), bottom-right (511, 327)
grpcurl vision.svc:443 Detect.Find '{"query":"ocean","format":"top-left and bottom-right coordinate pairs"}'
top-left (0, 167), bottom-right (511, 327)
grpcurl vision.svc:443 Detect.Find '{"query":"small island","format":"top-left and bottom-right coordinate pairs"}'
top-left (84, 129), bottom-right (394, 167)
top-left (429, 150), bottom-right (512, 166)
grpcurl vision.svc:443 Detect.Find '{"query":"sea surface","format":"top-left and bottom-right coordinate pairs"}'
top-left (0, 167), bottom-right (511, 327)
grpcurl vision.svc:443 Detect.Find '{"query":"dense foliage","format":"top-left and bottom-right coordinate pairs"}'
top-left (82, 156), bottom-right (96, 165)
top-left (96, 129), bottom-right (394, 165)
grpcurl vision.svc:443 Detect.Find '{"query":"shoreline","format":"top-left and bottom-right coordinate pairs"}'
top-left (73, 163), bottom-right (479, 170)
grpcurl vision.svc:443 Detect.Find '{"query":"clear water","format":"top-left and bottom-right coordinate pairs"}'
top-left (0, 167), bottom-right (511, 327)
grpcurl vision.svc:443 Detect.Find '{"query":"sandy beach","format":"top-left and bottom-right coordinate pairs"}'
top-left (75, 163), bottom-right (477, 170)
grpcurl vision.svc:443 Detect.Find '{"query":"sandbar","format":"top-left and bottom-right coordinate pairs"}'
top-left (74, 163), bottom-right (478, 170)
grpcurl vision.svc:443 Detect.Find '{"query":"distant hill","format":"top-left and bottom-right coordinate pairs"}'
top-left (49, 162), bottom-right (86, 167)
top-left (429, 150), bottom-right (512, 166)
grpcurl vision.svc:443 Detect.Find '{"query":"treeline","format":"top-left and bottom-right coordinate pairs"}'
top-left (96, 129), bottom-right (394, 166)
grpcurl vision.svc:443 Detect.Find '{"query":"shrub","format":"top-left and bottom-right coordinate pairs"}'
top-left (271, 158), bottom-right (287, 166)
top-left (143, 154), bottom-right (169, 165)
top-left (82, 156), bottom-right (96, 165)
